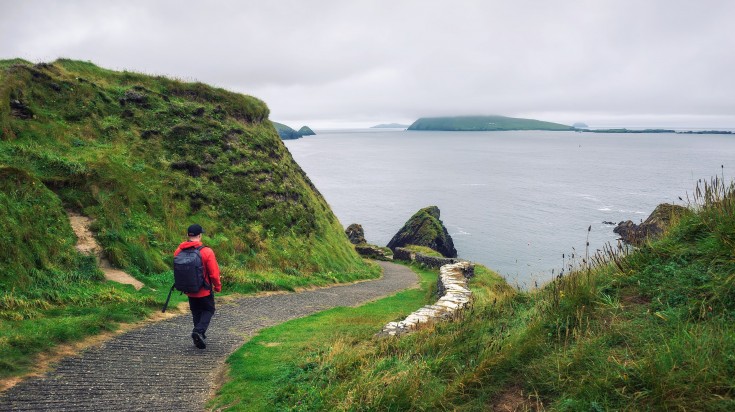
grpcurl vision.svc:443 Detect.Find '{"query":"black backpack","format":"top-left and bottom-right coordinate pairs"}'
top-left (163, 246), bottom-right (211, 312)
top-left (173, 246), bottom-right (210, 293)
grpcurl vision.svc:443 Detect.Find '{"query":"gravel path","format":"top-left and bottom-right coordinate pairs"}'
top-left (0, 261), bottom-right (417, 411)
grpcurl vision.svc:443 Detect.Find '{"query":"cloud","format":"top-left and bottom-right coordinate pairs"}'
top-left (1, 0), bottom-right (734, 127)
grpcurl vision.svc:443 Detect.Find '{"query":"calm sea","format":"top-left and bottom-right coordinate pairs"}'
top-left (284, 129), bottom-right (735, 287)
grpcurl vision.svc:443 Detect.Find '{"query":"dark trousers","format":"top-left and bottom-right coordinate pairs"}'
top-left (188, 292), bottom-right (215, 335)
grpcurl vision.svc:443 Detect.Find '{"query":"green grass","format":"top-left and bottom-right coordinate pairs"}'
top-left (403, 244), bottom-right (443, 257)
top-left (407, 115), bottom-right (573, 131)
top-left (0, 58), bottom-right (376, 380)
top-left (210, 264), bottom-right (441, 411)
top-left (240, 178), bottom-right (735, 411)
top-left (210, 263), bottom-right (510, 411)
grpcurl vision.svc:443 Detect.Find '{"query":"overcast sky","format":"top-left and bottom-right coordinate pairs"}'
top-left (1, 0), bottom-right (734, 128)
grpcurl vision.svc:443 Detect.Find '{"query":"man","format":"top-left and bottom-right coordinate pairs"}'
top-left (174, 224), bottom-right (221, 349)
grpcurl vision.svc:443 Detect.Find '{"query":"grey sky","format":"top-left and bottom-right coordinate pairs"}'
top-left (1, 0), bottom-right (734, 128)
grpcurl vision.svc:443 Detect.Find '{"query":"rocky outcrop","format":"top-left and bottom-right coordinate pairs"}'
top-left (387, 206), bottom-right (457, 258)
top-left (614, 203), bottom-right (687, 245)
top-left (379, 261), bottom-right (474, 337)
top-left (345, 223), bottom-right (366, 245)
top-left (10, 99), bottom-right (33, 119)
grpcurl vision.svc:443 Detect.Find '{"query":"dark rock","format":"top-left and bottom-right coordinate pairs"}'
top-left (33, 62), bottom-right (53, 71)
top-left (387, 206), bottom-right (457, 258)
top-left (9, 99), bottom-right (33, 119)
top-left (602, 221), bottom-right (616, 225)
top-left (192, 107), bottom-right (205, 117)
top-left (171, 160), bottom-right (203, 177)
top-left (345, 223), bottom-right (366, 245)
top-left (613, 203), bottom-right (687, 245)
top-left (48, 82), bottom-right (62, 92)
top-left (119, 89), bottom-right (149, 108)
top-left (141, 129), bottom-right (160, 139)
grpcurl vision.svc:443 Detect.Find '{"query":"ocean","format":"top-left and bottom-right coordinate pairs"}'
top-left (284, 129), bottom-right (735, 287)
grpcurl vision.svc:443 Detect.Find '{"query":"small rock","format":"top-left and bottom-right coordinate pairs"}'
top-left (9, 99), bottom-right (33, 119)
top-left (345, 223), bottom-right (366, 244)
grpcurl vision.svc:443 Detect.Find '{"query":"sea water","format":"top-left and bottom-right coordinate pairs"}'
top-left (285, 129), bottom-right (735, 287)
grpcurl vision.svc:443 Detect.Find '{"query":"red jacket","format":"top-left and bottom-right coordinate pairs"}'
top-left (174, 240), bottom-right (221, 297)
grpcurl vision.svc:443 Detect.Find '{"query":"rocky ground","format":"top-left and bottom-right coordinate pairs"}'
top-left (0, 262), bottom-right (417, 411)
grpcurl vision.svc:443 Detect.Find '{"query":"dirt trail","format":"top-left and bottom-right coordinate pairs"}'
top-left (0, 261), bottom-right (418, 411)
top-left (67, 211), bottom-right (144, 290)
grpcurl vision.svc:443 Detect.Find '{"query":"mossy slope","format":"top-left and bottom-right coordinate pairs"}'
top-left (0, 59), bottom-right (376, 377)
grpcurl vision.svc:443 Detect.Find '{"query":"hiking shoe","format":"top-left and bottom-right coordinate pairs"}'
top-left (191, 332), bottom-right (206, 349)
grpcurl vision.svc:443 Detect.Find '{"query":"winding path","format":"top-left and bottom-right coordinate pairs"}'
top-left (0, 261), bottom-right (418, 411)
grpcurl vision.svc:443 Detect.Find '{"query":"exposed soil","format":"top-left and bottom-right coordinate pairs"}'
top-left (491, 384), bottom-right (542, 411)
top-left (67, 211), bottom-right (144, 290)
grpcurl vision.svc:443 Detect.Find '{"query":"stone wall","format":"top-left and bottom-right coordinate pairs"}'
top-left (392, 247), bottom-right (415, 262)
top-left (415, 253), bottom-right (465, 269)
top-left (378, 261), bottom-right (474, 337)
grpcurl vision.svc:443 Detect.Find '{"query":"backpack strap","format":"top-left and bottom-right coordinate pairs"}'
top-left (195, 245), bottom-right (213, 291)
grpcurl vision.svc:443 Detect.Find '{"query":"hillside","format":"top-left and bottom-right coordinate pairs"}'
top-left (408, 115), bottom-right (573, 131)
top-left (0, 59), bottom-right (375, 378)
top-left (251, 178), bottom-right (735, 410)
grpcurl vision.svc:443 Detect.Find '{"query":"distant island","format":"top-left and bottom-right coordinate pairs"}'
top-left (371, 123), bottom-right (410, 129)
top-left (273, 122), bottom-right (316, 140)
top-left (582, 128), bottom-right (733, 135)
top-left (298, 126), bottom-right (316, 136)
top-left (406, 116), bottom-right (733, 135)
top-left (407, 115), bottom-right (573, 131)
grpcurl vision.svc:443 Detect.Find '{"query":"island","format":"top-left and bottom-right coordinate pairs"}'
top-left (582, 128), bottom-right (733, 135)
top-left (298, 126), bottom-right (316, 136)
top-left (371, 123), bottom-right (410, 129)
top-left (273, 122), bottom-right (317, 140)
top-left (407, 115), bottom-right (574, 131)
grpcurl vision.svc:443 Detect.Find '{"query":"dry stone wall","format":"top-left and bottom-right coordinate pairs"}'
top-left (392, 247), bottom-right (414, 261)
top-left (379, 261), bottom-right (474, 337)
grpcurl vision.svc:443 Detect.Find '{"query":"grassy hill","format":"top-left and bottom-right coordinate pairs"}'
top-left (0, 59), bottom-right (375, 378)
top-left (244, 178), bottom-right (735, 410)
top-left (408, 115), bottom-right (573, 131)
